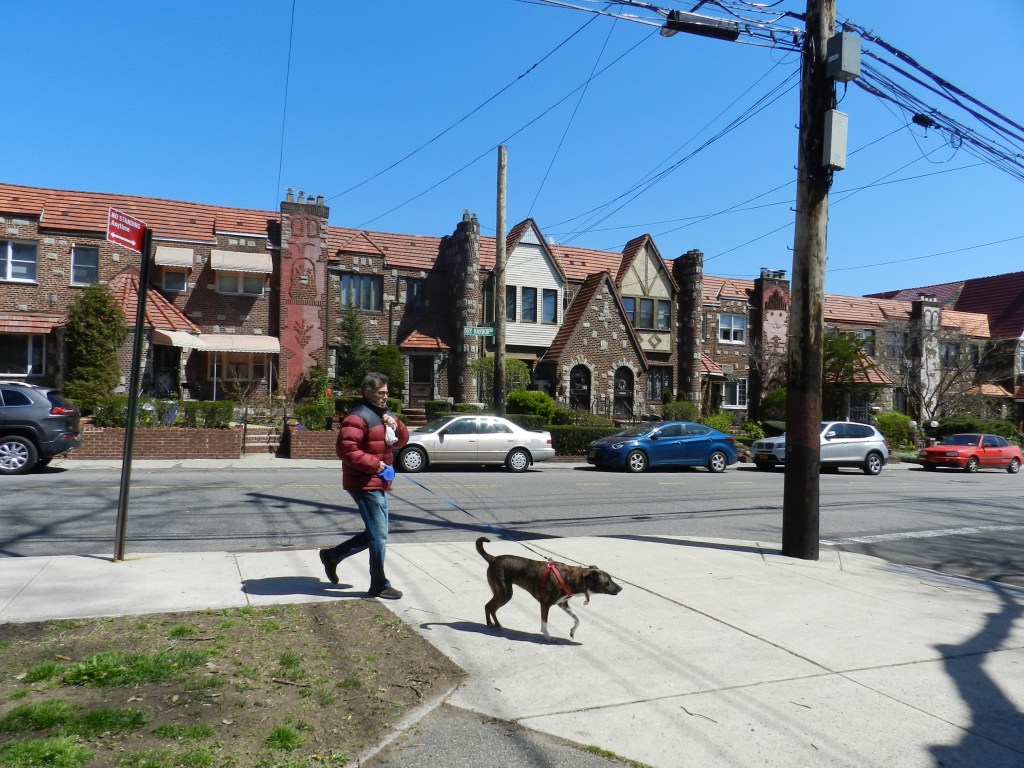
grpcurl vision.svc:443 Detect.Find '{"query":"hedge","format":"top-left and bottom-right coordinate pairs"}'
top-left (94, 396), bottom-right (234, 429)
top-left (505, 413), bottom-right (545, 431)
top-left (547, 425), bottom-right (620, 456)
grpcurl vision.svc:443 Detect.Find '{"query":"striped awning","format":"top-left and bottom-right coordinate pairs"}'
top-left (151, 330), bottom-right (280, 353)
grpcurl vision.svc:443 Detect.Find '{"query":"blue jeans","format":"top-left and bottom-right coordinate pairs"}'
top-left (328, 490), bottom-right (391, 593)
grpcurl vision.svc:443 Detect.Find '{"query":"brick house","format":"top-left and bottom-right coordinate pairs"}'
top-left (0, 181), bottom-right (1001, 427)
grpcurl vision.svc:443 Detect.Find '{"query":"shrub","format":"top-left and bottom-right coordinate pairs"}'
top-left (698, 411), bottom-right (735, 434)
top-left (93, 397), bottom-right (184, 428)
top-left (370, 346), bottom-right (405, 398)
top-left (661, 400), bottom-right (698, 422)
top-left (662, 389), bottom-right (675, 404)
top-left (760, 388), bottom-right (787, 422)
top-left (547, 425), bottom-right (620, 456)
top-left (179, 400), bottom-right (234, 429)
top-left (505, 389), bottom-right (556, 423)
top-left (875, 411), bottom-right (913, 448)
top-left (425, 400), bottom-right (453, 421)
top-left (452, 402), bottom-right (483, 414)
top-left (933, 416), bottom-right (1017, 440)
top-left (742, 421), bottom-right (766, 441)
top-left (294, 401), bottom-right (334, 431)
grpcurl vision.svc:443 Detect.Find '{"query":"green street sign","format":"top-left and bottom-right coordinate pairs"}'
top-left (462, 326), bottom-right (494, 337)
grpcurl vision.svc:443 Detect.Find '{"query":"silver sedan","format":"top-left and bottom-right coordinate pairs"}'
top-left (397, 414), bottom-right (556, 473)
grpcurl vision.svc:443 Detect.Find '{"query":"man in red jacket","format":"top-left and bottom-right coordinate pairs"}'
top-left (319, 372), bottom-right (409, 599)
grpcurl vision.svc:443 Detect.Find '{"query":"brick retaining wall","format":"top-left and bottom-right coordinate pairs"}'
top-left (284, 427), bottom-right (339, 460)
top-left (70, 426), bottom-right (244, 460)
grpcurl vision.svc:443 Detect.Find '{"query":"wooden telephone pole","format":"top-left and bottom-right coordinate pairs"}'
top-left (782, 0), bottom-right (836, 560)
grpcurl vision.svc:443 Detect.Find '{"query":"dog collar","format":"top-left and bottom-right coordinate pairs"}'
top-left (541, 559), bottom-right (573, 599)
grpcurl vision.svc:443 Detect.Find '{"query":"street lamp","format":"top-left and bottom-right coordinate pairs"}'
top-left (659, 10), bottom-right (740, 41)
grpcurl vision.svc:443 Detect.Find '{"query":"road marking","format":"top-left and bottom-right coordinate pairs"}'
top-left (822, 524), bottom-right (1024, 546)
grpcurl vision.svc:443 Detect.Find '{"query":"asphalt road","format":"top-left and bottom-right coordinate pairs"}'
top-left (3, 460), bottom-right (1022, 586)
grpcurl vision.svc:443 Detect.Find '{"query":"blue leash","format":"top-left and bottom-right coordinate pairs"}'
top-left (396, 473), bottom-right (546, 557)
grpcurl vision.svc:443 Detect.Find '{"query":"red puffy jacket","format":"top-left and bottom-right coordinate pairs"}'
top-left (336, 403), bottom-right (409, 492)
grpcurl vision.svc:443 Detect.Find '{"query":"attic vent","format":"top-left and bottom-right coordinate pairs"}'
top-left (721, 364), bottom-right (734, 375)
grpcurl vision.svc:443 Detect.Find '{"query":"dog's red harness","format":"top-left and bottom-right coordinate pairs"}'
top-left (541, 559), bottom-right (574, 600)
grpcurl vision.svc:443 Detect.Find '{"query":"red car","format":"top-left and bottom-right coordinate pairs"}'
top-left (918, 433), bottom-right (1022, 474)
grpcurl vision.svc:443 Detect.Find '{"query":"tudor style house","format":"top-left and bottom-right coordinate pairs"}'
top-left (1, 181), bottom-right (1014, 428)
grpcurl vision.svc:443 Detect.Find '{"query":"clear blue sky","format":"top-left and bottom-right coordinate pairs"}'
top-left (5, 1), bottom-right (1022, 297)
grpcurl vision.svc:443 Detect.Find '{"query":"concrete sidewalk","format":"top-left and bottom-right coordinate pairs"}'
top-left (2, 536), bottom-right (1023, 767)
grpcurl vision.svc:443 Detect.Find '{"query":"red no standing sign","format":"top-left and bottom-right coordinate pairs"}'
top-left (107, 208), bottom-right (147, 253)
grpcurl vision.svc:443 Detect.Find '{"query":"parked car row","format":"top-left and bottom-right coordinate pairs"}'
top-left (751, 421), bottom-right (890, 476)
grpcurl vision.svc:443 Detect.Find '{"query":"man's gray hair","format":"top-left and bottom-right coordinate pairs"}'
top-left (360, 372), bottom-right (389, 393)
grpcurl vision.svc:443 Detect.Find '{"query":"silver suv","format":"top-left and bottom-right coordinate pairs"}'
top-left (751, 421), bottom-right (889, 476)
top-left (0, 381), bottom-right (82, 475)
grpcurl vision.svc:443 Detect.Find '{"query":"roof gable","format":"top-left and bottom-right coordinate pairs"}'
top-left (108, 268), bottom-right (200, 332)
top-left (615, 234), bottom-right (678, 294)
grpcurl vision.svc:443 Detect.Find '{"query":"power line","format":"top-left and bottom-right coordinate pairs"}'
top-left (273, 0), bottom-right (297, 209)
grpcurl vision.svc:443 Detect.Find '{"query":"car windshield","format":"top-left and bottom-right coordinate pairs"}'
top-left (939, 435), bottom-right (980, 446)
top-left (613, 425), bottom-right (656, 439)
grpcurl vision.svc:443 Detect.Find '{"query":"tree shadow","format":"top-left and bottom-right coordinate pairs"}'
top-left (929, 583), bottom-right (1024, 763)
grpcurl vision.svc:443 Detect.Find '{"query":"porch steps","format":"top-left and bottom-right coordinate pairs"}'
top-left (402, 407), bottom-right (428, 428)
top-left (242, 423), bottom-right (282, 454)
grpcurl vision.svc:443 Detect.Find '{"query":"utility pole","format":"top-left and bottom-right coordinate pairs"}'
top-left (493, 145), bottom-right (508, 416)
top-left (782, 0), bottom-right (835, 560)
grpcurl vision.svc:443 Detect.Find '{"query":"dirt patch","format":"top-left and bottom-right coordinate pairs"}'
top-left (0, 600), bottom-right (463, 767)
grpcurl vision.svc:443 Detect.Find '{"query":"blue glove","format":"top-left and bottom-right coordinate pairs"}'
top-left (378, 464), bottom-right (396, 482)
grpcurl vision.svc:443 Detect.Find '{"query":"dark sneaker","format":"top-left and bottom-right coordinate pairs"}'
top-left (319, 550), bottom-right (339, 584)
top-left (371, 587), bottom-right (403, 600)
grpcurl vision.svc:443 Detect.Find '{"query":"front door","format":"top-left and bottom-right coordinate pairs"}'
top-left (152, 344), bottom-right (179, 397)
top-left (569, 365), bottom-right (591, 410)
top-left (409, 356), bottom-right (433, 407)
top-left (613, 367), bottom-right (634, 419)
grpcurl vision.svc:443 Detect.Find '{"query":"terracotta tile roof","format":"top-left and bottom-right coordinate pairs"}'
top-left (613, 234), bottom-right (678, 291)
top-left (0, 182), bottom-right (274, 242)
top-left (108, 268), bottom-right (200, 332)
top-left (0, 313), bottom-right (65, 333)
top-left (700, 354), bottom-right (726, 377)
top-left (824, 295), bottom-right (908, 325)
top-left (942, 308), bottom-right (990, 337)
top-left (864, 280), bottom-right (965, 304)
top-left (1015, 385), bottom-right (1024, 401)
top-left (398, 329), bottom-right (450, 351)
top-left (329, 227), bottom-right (443, 271)
top-left (966, 383), bottom-right (1013, 398)
top-left (952, 271), bottom-right (1024, 339)
top-left (851, 355), bottom-right (895, 386)
top-left (702, 275), bottom-right (754, 303)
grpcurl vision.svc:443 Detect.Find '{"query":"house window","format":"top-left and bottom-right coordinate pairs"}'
top-left (657, 300), bottom-right (671, 331)
top-left (719, 313), bottom-right (746, 344)
top-left (339, 273), bottom-right (381, 310)
top-left (208, 353), bottom-right (266, 381)
top-left (405, 277), bottom-right (426, 313)
top-left (622, 297), bottom-right (636, 325)
top-left (71, 245), bottom-right (99, 286)
top-left (0, 334), bottom-right (45, 376)
top-left (858, 329), bottom-right (876, 356)
top-left (1, 240), bottom-right (37, 282)
top-left (646, 366), bottom-right (672, 401)
top-left (162, 268), bottom-right (187, 293)
top-left (969, 344), bottom-right (980, 369)
top-left (940, 342), bottom-right (960, 369)
top-left (638, 299), bottom-right (655, 329)
top-left (542, 289), bottom-right (558, 324)
top-left (217, 272), bottom-right (265, 296)
top-left (884, 331), bottom-right (906, 358)
top-left (722, 377), bottom-right (747, 408)
top-left (521, 287), bottom-right (537, 323)
top-left (505, 285), bottom-right (517, 322)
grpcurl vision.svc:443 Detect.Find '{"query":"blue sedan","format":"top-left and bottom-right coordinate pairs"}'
top-left (586, 421), bottom-right (739, 473)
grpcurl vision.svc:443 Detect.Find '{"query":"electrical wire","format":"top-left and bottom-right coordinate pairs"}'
top-left (273, 0), bottom-right (297, 209)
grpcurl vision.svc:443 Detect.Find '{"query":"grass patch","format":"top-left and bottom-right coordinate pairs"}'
top-left (61, 649), bottom-right (212, 687)
top-left (0, 735), bottom-right (93, 766)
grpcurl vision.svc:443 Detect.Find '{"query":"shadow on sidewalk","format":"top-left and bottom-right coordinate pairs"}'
top-left (929, 582), bottom-right (1024, 762)
top-left (609, 533), bottom-right (771, 556)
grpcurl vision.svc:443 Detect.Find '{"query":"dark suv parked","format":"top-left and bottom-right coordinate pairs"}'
top-left (0, 381), bottom-right (82, 474)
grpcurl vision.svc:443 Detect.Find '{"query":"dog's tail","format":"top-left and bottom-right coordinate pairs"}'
top-left (475, 537), bottom-right (494, 563)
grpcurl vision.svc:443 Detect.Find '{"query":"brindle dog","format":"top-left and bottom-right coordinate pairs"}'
top-left (476, 537), bottom-right (622, 641)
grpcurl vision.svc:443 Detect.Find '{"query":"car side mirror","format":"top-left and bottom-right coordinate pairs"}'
top-left (649, 432), bottom-right (660, 440)
top-left (824, 431), bottom-right (836, 440)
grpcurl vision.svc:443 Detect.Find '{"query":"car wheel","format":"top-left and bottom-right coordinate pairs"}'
top-left (505, 448), bottom-right (530, 473)
top-left (1007, 458), bottom-right (1021, 475)
top-left (0, 436), bottom-right (38, 476)
top-left (625, 450), bottom-right (647, 473)
top-left (965, 456), bottom-right (979, 473)
top-left (707, 450), bottom-right (728, 473)
top-left (754, 462), bottom-right (773, 472)
top-left (863, 452), bottom-right (884, 476)
top-left (399, 447), bottom-right (427, 473)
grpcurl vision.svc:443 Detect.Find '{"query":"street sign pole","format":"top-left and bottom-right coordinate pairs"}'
top-left (114, 220), bottom-right (152, 561)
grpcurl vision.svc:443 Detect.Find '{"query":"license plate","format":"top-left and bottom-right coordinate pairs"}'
top-left (587, 450), bottom-right (595, 459)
